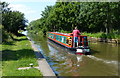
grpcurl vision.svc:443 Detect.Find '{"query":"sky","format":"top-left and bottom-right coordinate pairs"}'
top-left (2, 0), bottom-right (56, 23)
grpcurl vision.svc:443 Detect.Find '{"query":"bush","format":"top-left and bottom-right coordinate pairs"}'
top-left (1, 25), bottom-right (14, 42)
top-left (58, 30), bottom-right (71, 33)
top-left (100, 33), bottom-right (107, 38)
top-left (83, 32), bottom-right (120, 39)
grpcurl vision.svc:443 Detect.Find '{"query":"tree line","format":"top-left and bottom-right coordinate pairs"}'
top-left (1, 2), bottom-right (27, 42)
top-left (27, 2), bottom-right (120, 35)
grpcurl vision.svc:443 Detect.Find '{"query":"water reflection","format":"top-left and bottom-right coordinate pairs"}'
top-left (47, 40), bottom-right (85, 76)
top-left (27, 33), bottom-right (119, 76)
top-left (76, 55), bottom-right (83, 63)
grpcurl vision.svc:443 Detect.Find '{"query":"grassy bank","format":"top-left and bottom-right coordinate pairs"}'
top-left (82, 32), bottom-right (120, 39)
top-left (2, 36), bottom-right (42, 76)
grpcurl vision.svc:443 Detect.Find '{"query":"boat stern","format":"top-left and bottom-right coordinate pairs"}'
top-left (76, 48), bottom-right (90, 55)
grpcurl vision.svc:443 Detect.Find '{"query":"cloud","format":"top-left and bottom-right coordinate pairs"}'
top-left (2, 0), bottom-right (56, 2)
top-left (8, 4), bottom-right (37, 14)
top-left (8, 4), bottom-right (40, 23)
top-left (3, 1), bottom-right (55, 23)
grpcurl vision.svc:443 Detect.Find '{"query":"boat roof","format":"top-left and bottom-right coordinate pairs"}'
top-left (49, 32), bottom-right (70, 36)
top-left (48, 32), bottom-right (87, 37)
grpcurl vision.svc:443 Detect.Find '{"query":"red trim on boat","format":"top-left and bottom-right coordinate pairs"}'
top-left (49, 32), bottom-right (73, 37)
top-left (76, 53), bottom-right (84, 55)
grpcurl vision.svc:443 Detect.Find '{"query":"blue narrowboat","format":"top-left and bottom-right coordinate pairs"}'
top-left (48, 32), bottom-right (90, 55)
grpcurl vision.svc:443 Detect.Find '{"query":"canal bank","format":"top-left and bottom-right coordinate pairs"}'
top-left (27, 37), bottom-right (56, 76)
top-left (81, 32), bottom-right (120, 44)
top-left (88, 37), bottom-right (120, 44)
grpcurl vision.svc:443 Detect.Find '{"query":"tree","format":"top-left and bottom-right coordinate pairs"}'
top-left (1, 2), bottom-right (27, 35)
top-left (28, 2), bottom-right (120, 34)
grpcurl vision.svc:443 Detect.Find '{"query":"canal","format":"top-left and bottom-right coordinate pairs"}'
top-left (28, 33), bottom-right (119, 76)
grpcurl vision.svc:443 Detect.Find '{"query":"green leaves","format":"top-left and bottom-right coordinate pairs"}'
top-left (1, 2), bottom-right (27, 35)
top-left (28, 2), bottom-right (120, 34)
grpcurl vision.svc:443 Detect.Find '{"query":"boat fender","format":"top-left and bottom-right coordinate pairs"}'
top-left (66, 37), bottom-right (72, 46)
top-left (66, 37), bottom-right (70, 44)
top-left (68, 39), bottom-right (72, 46)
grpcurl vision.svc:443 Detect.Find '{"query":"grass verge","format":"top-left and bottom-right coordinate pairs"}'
top-left (82, 32), bottom-right (120, 39)
top-left (2, 36), bottom-right (42, 76)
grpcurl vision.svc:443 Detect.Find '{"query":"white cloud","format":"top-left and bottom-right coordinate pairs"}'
top-left (8, 4), bottom-right (40, 23)
top-left (2, 0), bottom-right (56, 2)
top-left (2, 1), bottom-right (55, 23)
top-left (8, 4), bottom-right (37, 14)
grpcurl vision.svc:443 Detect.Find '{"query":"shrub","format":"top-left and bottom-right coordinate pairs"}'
top-left (1, 25), bottom-right (14, 42)
top-left (83, 32), bottom-right (120, 39)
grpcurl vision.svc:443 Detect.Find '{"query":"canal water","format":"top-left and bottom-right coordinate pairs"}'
top-left (28, 33), bottom-right (119, 76)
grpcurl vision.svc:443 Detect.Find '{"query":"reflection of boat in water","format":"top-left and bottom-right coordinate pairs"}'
top-left (47, 40), bottom-right (86, 76)
top-left (48, 32), bottom-right (90, 55)
top-left (48, 39), bottom-right (76, 54)
top-left (76, 55), bottom-right (83, 62)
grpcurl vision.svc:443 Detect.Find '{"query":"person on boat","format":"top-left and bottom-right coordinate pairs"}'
top-left (72, 27), bottom-right (81, 48)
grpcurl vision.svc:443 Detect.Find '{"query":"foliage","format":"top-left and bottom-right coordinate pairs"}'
top-left (27, 2), bottom-right (120, 33)
top-left (83, 32), bottom-right (104, 38)
top-left (27, 2), bottom-right (120, 39)
top-left (83, 32), bottom-right (120, 39)
top-left (0, 24), bottom-right (14, 42)
top-left (58, 29), bottom-right (71, 33)
top-left (1, 2), bottom-right (27, 36)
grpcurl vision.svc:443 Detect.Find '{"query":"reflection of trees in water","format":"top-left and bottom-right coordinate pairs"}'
top-left (66, 57), bottom-right (79, 76)
top-left (28, 33), bottom-right (50, 56)
top-left (58, 54), bottom-right (86, 76)
top-left (27, 33), bottom-right (45, 41)
top-left (35, 38), bottom-right (87, 76)
top-left (47, 39), bottom-right (87, 76)
top-left (65, 55), bottom-right (81, 71)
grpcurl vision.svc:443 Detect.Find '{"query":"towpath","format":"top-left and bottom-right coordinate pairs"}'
top-left (28, 37), bottom-right (56, 76)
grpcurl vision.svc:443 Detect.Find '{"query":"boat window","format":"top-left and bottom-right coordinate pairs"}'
top-left (64, 37), bottom-right (66, 44)
top-left (56, 35), bottom-right (58, 41)
top-left (83, 36), bottom-right (88, 46)
top-left (49, 33), bottom-right (54, 39)
top-left (58, 36), bottom-right (60, 41)
top-left (80, 36), bottom-right (82, 46)
top-left (54, 35), bottom-right (56, 39)
top-left (54, 34), bottom-right (70, 44)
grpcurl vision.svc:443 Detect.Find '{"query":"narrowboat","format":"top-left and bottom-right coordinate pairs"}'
top-left (48, 32), bottom-right (90, 55)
